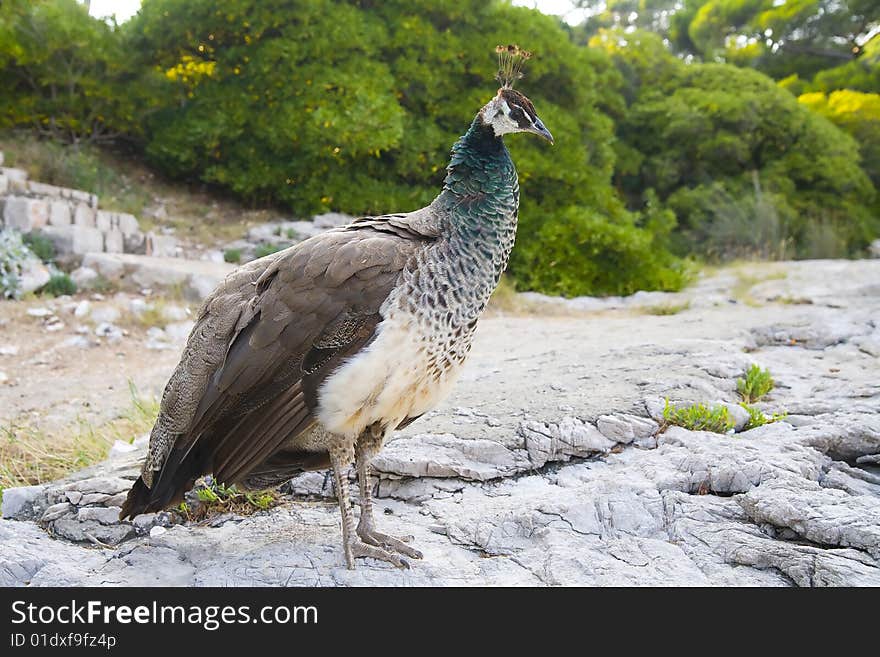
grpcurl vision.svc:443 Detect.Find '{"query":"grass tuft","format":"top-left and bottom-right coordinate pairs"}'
top-left (0, 382), bottom-right (158, 492)
top-left (662, 399), bottom-right (735, 434)
top-left (737, 364), bottom-right (774, 403)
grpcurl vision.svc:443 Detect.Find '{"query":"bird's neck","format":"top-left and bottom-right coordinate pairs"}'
top-left (436, 117), bottom-right (519, 245)
top-left (424, 116), bottom-right (519, 319)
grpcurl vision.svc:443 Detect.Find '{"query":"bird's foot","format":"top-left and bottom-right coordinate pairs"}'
top-left (356, 524), bottom-right (423, 561)
top-left (344, 538), bottom-right (412, 570)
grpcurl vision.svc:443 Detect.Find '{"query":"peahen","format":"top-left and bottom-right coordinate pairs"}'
top-left (121, 45), bottom-right (553, 569)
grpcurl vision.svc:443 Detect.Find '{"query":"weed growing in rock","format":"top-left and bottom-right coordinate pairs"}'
top-left (662, 399), bottom-right (735, 434)
top-left (180, 480), bottom-right (277, 521)
top-left (223, 248), bottom-right (241, 264)
top-left (737, 364), bottom-right (774, 403)
top-left (740, 403), bottom-right (787, 431)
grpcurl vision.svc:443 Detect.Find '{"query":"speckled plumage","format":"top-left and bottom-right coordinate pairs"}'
top-left (122, 86), bottom-right (551, 569)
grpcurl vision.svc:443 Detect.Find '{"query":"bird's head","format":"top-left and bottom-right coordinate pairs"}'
top-left (481, 87), bottom-right (553, 145)
top-left (479, 44), bottom-right (553, 145)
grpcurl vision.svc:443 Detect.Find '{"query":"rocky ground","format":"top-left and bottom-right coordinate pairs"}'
top-left (1, 258), bottom-right (879, 586)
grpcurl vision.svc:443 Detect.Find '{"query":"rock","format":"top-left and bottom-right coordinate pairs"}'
top-left (596, 413), bottom-right (659, 445)
top-left (0, 166), bottom-right (27, 192)
top-left (82, 253), bottom-right (234, 301)
top-left (373, 433), bottom-right (527, 481)
top-left (70, 266), bottom-right (99, 289)
top-left (1, 485), bottom-right (46, 519)
top-left (94, 322), bottom-right (123, 342)
top-left (18, 255), bottom-right (51, 295)
top-left (149, 526), bottom-right (168, 538)
top-left (869, 239), bottom-right (880, 259)
top-left (519, 417), bottom-right (615, 468)
top-left (3, 197), bottom-right (49, 232)
top-left (40, 502), bottom-right (72, 523)
top-left (73, 203), bottom-right (96, 228)
top-left (0, 370), bottom-right (8, 384)
top-left (104, 228), bottom-right (124, 253)
top-left (128, 298), bottom-right (148, 315)
top-left (0, 345), bottom-right (18, 356)
top-left (48, 201), bottom-right (72, 227)
top-left (73, 300), bottom-right (91, 318)
top-left (145, 232), bottom-right (178, 257)
top-left (26, 307), bottom-right (52, 317)
top-left (90, 305), bottom-right (120, 324)
top-left (77, 506), bottom-right (124, 525)
top-left (41, 224), bottom-right (105, 257)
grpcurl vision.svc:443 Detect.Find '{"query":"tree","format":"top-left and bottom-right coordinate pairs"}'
top-left (0, 0), bottom-right (146, 143)
top-left (593, 29), bottom-right (878, 259)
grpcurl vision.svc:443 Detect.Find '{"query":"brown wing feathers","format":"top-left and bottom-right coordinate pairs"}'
top-left (121, 224), bottom-right (427, 519)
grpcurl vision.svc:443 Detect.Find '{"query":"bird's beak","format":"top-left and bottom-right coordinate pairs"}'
top-left (531, 117), bottom-right (554, 145)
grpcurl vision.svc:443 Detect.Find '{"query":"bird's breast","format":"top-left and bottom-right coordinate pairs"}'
top-left (315, 307), bottom-right (473, 438)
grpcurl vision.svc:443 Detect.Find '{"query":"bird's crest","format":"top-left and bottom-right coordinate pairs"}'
top-left (495, 44), bottom-right (531, 89)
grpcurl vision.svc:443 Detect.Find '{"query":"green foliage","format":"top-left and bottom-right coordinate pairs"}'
top-left (736, 364), bottom-right (774, 403)
top-left (186, 480), bottom-right (277, 519)
top-left (253, 243), bottom-right (283, 259)
top-left (41, 272), bottom-right (76, 297)
top-left (594, 31), bottom-right (878, 261)
top-left (511, 205), bottom-right (690, 296)
top-left (0, 0), bottom-right (154, 143)
top-left (0, 229), bottom-right (34, 299)
top-left (740, 402), bottom-right (786, 431)
top-left (662, 399), bottom-right (735, 433)
top-left (223, 248), bottom-right (241, 264)
top-left (0, 135), bottom-right (153, 216)
top-left (22, 232), bottom-right (55, 263)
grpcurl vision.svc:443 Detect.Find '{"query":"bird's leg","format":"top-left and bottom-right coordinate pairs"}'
top-left (355, 427), bottom-right (423, 560)
top-left (327, 440), bottom-right (409, 570)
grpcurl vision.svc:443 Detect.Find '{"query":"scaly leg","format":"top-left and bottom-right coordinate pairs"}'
top-left (355, 429), bottom-right (423, 561)
top-left (328, 441), bottom-right (409, 570)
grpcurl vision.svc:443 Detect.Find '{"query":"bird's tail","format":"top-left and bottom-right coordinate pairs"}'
top-left (119, 476), bottom-right (152, 520)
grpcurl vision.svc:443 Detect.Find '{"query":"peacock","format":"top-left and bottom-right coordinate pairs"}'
top-left (121, 45), bottom-right (553, 569)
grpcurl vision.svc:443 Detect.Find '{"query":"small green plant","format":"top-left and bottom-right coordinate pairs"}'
top-left (662, 399), bottom-right (735, 434)
top-left (23, 233), bottom-right (56, 263)
top-left (185, 480), bottom-right (278, 520)
top-left (41, 273), bottom-right (77, 297)
top-left (284, 228), bottom-right (297, 239)
top-left (740, 403), bottom-right (787, 431)
top-left (254, 243), bottom-right (283, 259)
top-left (737, 364), bottom-right (774, 403)
top-left (223, 248), bottom-right (241, 264)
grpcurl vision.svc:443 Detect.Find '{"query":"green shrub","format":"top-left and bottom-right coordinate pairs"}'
top-left (0, 229), bottom-right (33, 299)
top-left (662, 399), bottom-right (735, 434)
top-left (737, 365), bottom-right (774, 404)
top-left (41, 273), bottom-right (76, 297)
top-left (223, 248), bottom-right (242, 264)
top-left (23, 233), bottom-right (56, 263)
top-left (510, 206), bottom-right (691, 297)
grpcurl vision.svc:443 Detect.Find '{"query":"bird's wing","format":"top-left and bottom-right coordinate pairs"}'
top-left (346, 204), bottom-right (444, 240)
top-left (128, 225), bottom-right (431, 514)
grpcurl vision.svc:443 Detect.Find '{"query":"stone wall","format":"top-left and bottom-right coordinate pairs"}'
top-left (0, 150), bottom-right (176, 261)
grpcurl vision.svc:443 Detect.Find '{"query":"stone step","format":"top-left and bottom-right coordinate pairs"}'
top-left (82, 252), bottom-right (235, 301)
